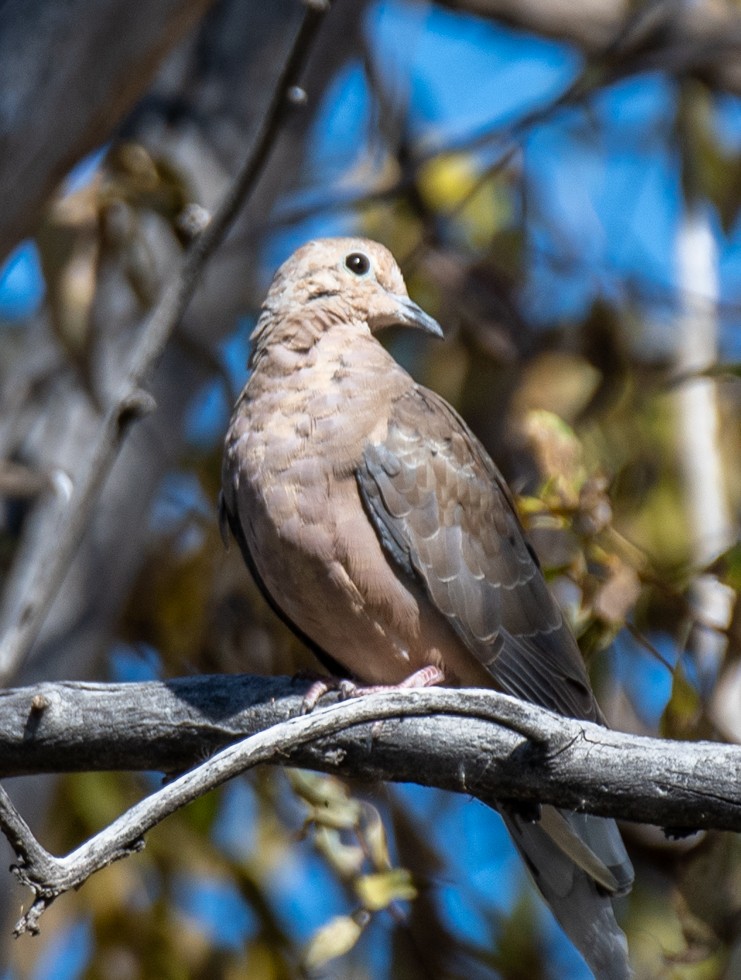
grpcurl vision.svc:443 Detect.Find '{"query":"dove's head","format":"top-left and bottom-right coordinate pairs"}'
top-left (254, 238), bottom-right (442, 352)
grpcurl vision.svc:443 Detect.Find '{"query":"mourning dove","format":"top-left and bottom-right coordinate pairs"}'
top-left (221, 238), bottom-right (634, 978)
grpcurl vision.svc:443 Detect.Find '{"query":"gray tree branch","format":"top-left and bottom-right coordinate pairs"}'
top-left (1, 677), bottom-right (741, 934)
top-left (0, 0), bottom-right (217, 263)
top-left (439, 0), bottom-right (741, 96)
top-left (0, 0), bottom-right (329, 682)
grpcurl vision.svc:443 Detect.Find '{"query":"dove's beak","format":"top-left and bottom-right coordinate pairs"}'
top-left (392, 295), bottom-right (444, 338)
top-left (371, 293), bottom-right (443, 339)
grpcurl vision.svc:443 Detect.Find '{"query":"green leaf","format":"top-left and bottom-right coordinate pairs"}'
top-left (660, 664), bottom-right (701, 739)
top-left (714, 541), bottom-right (741, 591)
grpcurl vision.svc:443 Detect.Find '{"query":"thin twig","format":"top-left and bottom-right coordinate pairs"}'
top-left (0, 0), bottom-right (329, 682)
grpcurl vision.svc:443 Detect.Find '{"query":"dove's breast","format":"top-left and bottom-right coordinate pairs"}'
top-left (222, 328), bottom-right (485, 686)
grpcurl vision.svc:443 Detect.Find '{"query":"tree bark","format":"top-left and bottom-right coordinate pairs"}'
top-left (2, 677), bottom-right (740, 832)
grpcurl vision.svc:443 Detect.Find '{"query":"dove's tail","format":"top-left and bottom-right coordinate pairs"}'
top-left (503, 807), bottom-right (633, 980)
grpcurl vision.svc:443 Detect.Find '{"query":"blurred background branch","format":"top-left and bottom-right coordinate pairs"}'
top-left (0, 0), bottom-right (328, 682)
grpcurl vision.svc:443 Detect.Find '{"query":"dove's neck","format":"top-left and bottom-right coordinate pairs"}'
top-left (249, 301), bottom-right (352, 369)
top-left (248, 310), bottom-right (406, 393)
top-left (237, 315), bottom-right (413, 459)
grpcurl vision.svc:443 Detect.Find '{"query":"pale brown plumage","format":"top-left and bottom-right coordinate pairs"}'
top-left (221, 238), bottom-right (633, 978)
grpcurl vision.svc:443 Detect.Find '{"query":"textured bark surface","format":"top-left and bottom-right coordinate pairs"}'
top-left (2, 677), bottom-right (740, 831)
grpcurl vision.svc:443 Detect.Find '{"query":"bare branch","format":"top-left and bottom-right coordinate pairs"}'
top-left (438, 0), bottom-right (741, 96)
top-left (2, 677), bottom-right (741, 933)
top-left (0, 0), bottom-right (329, 682)
top-left (0, 0), bottom-right (216, 263)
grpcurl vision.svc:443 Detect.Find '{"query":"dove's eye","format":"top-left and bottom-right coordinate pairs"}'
top-left (345, 252), bottom-right (371, 277)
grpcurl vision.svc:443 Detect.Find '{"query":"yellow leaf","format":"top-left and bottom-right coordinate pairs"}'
top-left (520, 408), bottom-right (587, 506)
top-left (361, 805), bottom-right (391, 870)
top-left (417, 153), bottom-right (510, 247)
top-left (302, 914), bottom-right (366, 970)
top-left (354, 868), bottom-right (417, 910)
top-left (289, 770), bottom-right (361, 829)
top-left (313, 825), bottom-right (365, 878)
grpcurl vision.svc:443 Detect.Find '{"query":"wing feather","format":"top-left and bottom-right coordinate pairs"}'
top-left (357, 385), bottom-right (597, 721)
